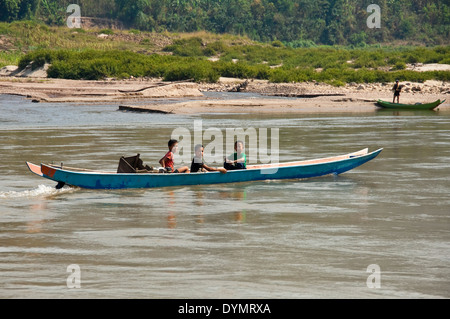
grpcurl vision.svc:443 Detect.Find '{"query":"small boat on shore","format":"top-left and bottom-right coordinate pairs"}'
top-left (376, 99), bottom-right (445, 110)
top-left (26, 148), bottom-right (382, 190)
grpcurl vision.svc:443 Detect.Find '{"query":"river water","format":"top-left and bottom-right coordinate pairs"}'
top-left (0, 94), bottom-right (449, 299)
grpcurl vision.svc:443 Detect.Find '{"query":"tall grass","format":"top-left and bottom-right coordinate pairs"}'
top-left (0, 21), bottom-right (159, 53)
top-left (0, 51), bottom-right (23, 68)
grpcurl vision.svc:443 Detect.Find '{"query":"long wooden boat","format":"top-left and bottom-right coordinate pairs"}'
top-left (26, 148), bottom-right (383, 190)
top-left (376, 99), bottom-right (445, 110)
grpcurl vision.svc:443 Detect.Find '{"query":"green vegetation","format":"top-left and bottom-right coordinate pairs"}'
top-left (1, 0), bottom-right (449, 45)
top-left (0, 20), bottom-right (159, 52)
top-left (17, 49), bottom-right (221, 82)
top-left (0, 20), bottom-right (251, 70)
top-left (0, 19), bottom-right (167, 67)
top-left (1, 16), bottom-right (448, 84)
top-left (0, 51), bottom-right (22, 68)
top-left (16, 42), bottom-right (450, 83)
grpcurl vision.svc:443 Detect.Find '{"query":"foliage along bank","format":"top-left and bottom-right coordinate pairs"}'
top-left (17, 44), bottom-right (450, 84)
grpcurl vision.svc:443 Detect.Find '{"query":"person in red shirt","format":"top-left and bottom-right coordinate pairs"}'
top-left (159, 139), bottom-right (190, 173)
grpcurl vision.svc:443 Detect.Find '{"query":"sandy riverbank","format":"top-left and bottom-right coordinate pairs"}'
top-left (0, 76), bottom-right (449, 113)
top-left (0, 77), bottom-right (204, 103)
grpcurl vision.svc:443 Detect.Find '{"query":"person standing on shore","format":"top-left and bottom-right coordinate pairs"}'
top-left (392, 79), bottom-right (402, 103)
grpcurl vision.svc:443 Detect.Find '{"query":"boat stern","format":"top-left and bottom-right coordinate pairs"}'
top-left (26, 162), bottom-right (44, 177)
top-left (26, 162), bottom-right (62, 185)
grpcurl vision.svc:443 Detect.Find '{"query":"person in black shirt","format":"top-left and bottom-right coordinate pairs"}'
top-left (191, 144), bottom-right (227, 173)
top-left (392, 79), bottom-right (402, 103)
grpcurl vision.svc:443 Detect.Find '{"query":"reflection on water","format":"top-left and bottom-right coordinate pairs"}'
top-left (1, 95), bottom-right (450, 298)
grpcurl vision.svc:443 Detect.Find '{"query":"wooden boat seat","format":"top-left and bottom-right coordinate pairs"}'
top-left (117, 154), bottom-right (153, 173)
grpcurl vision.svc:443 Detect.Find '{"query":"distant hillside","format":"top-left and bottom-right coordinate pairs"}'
top-left (2, 23), bottom-right (448, 84)
top-left (1, 0), bottom-right (449, 46)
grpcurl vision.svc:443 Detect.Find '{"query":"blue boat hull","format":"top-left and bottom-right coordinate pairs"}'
top-left (27, 148), bottom-right (383, 189)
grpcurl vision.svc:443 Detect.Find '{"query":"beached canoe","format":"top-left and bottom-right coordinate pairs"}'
top-left (376, 99), bottom-right (445, 110)
top-left (26, 148), bottom-right (382, 190)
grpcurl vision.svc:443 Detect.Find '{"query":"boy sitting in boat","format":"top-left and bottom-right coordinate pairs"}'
top-left (191, 144), bottom-right (227, 173)
top-left (224, 140), bottom-right (247, 170)
top-left (159, 139), bottom-right (190, 173)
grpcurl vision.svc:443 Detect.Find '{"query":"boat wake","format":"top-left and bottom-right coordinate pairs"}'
top-left (0, 184), bottom-right (75, 199)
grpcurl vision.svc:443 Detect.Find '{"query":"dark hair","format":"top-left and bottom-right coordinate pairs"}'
top-left (235, 140), bottom-right (244, 148)
top-left (168, 139), bottom-right (178, 148)
top-left (194, 144), bottom-right (204, 151)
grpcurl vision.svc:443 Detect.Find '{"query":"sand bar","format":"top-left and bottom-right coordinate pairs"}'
top-left (0, 76), bottom-right (449, 113)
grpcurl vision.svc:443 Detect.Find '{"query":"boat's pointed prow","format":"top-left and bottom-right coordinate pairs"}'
top-left (348, 148), bottom-right (369, 157)
top-left (372, 148), bottom-right (383, 157)
top-left (26, 162), bottom-right (44, 177)
top-left (365, 148), bottom-right (383, 159)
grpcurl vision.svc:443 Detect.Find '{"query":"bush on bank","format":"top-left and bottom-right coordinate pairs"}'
top-left (18, 48), bottom-right (450, 84)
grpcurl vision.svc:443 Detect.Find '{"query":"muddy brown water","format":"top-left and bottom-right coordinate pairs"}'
top-left (1, 94), bottom-right (449, 298)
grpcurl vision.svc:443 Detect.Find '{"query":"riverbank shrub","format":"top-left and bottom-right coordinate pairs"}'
top-left (163, 58), bottom-right (220, 82)
top-left (18, 47), bottom-right (450, 83)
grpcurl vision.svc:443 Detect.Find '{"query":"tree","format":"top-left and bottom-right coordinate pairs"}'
top-left (114, 0), bottom-right (150, 27)
top-left (1, 0), bottom-right (449, 45)
top-left (0, 0), bottom-right (21, 21)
